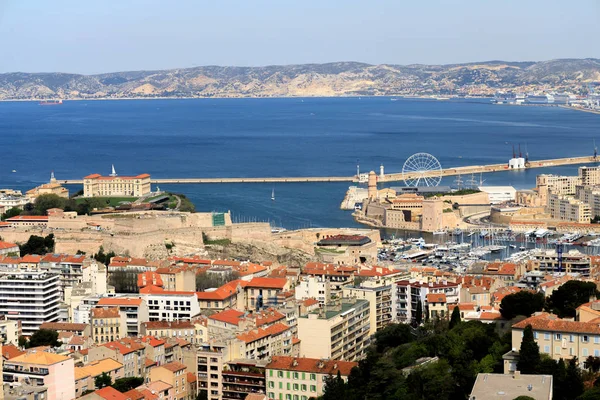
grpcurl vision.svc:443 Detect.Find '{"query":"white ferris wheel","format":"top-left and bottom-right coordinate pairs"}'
top-left (402, 153), bottom-right (442, 187)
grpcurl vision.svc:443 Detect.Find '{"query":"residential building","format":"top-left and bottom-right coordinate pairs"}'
top-left (395, 280), bottom-right (459, 324)
top-left (536, 174), bottom-right (580, 198)
top-left (149, 361), bottom-right (188, 400)
top-left (301, 263), bottom-right (356, 298)
top-left (88, 338), bottom-right (146, 378)
top-left (83, 173), bottom-right (152, 197)
top-left (155, 267), bottom-right (196, 292)
top-left (140, 286), bottom-right (200, 321)
top-left (576, 185), bottom-right (600, 218)
top-left (39, 254), bottom-right (88, 291)
top-left (0, 319), bottom-right (19, 345)
top-left (528, 249), bottom-right (591, 276)
top-left (512, 312), bottom-right (600, 363)
top-left (0, 272), bottom-right (60, 335)
top-left (244, 278), bottom-right (290, 310)
top-left (74, 358), bottom-right (124, 396)
top-left (426, 293), bottom-right (447, 320)
top-left (3, 351), bottom-right (75, 400)
top-left (0, 242), bottom-right (18, 257)
top-left (197, 344), bottom-right (226, 400)
top-left (297, 298), bottom-right (369, 361)
top-left (90, 307), bottom-right (127, 344)
top-left (235, 323), bottom-right (294, 361)
top-left (469, 372), bottom-right (552, 400)
top-left (141, 320), bottom-right (201, 344)
top-left (342, 280), bottom-right (393, 335)
top-left (548, 193), bottom-right (591, 223)
top-left (265, 356), bottom-right (357, 400)
top-left (222, 359), bottom-right (268, 400)
top-left (295, 276), bottom-right (331, 306)
top-left (196, 280), bottom-right (244, 311)
top-left (579, 166), bottom-right (600, 186)
top-left (39, 322), bottom-right (90, 337)
top-left (97, 297), bottom-right (149, 337)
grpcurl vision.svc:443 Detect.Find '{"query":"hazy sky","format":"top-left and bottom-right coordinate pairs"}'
top-left (0, 0), bottom-right (598, 74)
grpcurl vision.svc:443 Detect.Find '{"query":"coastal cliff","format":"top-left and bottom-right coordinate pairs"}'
top-left (1, 58), bottom-right (599, 100)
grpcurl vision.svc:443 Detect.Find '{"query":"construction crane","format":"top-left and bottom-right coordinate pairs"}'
top-left (556, 241), bottom-right (564, 273)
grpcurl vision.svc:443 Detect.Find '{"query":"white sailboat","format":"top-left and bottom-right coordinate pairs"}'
top-left (109, 164), bottom-right (117, 177)
top-left (271, 189), bottom-right (275, 201)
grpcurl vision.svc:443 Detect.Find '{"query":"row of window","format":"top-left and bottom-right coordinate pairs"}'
top-left (534, 332), bottom-right (600, 343)
top-left (267, 394), bottom-right (310, 400)
top-left (268, 381), bottom-right (317, 392)
top-left (269, 370), bottom-right (321, 381)
top-left (542, 345), bottom-right (600, 357)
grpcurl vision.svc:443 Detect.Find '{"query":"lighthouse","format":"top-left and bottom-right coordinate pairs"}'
top-left (380, 164), bottom-right (384, 180)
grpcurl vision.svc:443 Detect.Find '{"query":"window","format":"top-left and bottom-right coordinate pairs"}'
top-left (595, 336), bottom-right (600, 344)
top-left (278, 371), bottom-right (284, 378)
top-left (301, 384), bottom-right (307, 392)
top-left (570, 335), bottom-right (574, 343)
top-left (293, 372), bottom-right (299, 379)
top-left (268, 393), bottom-right (275, 399)
top-left (269, 382), bottom-right (274, 388)
top-left (555, 333), bottom-right (562, 340)
top-left (544, 333), bottom-right (550, 340)
top-left (286, 395), bottom-right (291, 400)
top-left (310, 385), bottom-right (317, 392)
top-left (294, 396), bottom-right (299, 400)
top-left (310, 373), bottom-right (316, 381)
top-left (544, 345), bottom-right (550, 353)
top-left (287, 383), bottom-right (290, 390)
top-left (583, 335), bottom-right (589, 343)
top-left (584, 348), bottom-right (589, 357)
top-left (595, 350), bottom-right (599, 357)
top-left (555, 346), bottom-right (561, 354)
top-left (534, 332), bottom-right (538, 339)
top-left (293, 384), bottom-right (299, 391)
top-left (270, 370), bottom-right (273, 377)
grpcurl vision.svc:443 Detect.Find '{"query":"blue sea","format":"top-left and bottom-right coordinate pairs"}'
top-left (1, 97), bottom-right (598, 229)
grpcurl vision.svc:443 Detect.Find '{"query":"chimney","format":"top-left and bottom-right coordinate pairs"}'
top-left (514, 371), bottom-right (521, 379)
top-left (292, 358), bottom-right (298, 367)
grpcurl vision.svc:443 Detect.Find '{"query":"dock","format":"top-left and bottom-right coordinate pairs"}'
top-left (59, 155), bottom-right (598, 185)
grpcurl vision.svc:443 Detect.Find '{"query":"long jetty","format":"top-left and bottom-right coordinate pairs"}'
top-left (59, 155), bottom-right (598, 185)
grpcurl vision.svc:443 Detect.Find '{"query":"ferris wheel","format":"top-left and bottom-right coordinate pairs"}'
top-left (402, 153), bottom-right (442, 187)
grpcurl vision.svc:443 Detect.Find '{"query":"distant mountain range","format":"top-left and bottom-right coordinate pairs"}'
top-left (1, 58), bottom-right (599, 100)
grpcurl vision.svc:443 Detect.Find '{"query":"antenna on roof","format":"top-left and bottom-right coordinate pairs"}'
top-left (110, 164), bottom-right (117, 177)
top-left (512, 144), bottom-right (515, 159)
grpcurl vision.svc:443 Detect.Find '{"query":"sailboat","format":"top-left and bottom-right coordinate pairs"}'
top-left (271, 189), bottom-right (275, 201)
top-left (110, 164), bottom-right (117, 177)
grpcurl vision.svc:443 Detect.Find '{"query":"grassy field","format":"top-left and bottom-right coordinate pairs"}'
top-left (75, 197), bottom-right (138, 207)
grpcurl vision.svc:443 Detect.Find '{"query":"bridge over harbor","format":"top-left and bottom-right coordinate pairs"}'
top-left (59, 155), bottom-right (598, 185)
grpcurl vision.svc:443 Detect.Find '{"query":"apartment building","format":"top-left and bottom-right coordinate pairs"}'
top-left (395, 280), bottom-right (459, 324)
top-left (222, 359), bottom-right (268, 400)
top-left (74, 358), bottom-right (124, 395)
top-left (40, 322), bottom-right (90, 337)
top-left (197, 345), bottom-right (226, 400)
top-left (301, 263), bottom-right (356, 298)
top-left (265, 356), bottom-right (357, 400)
top-left (235, 323), bottom-right (294, 361)
top-left (512, 312), bottom-right (600, 363)
top-left (141, 320), bottom-right (202, 344)
top-left (39, 254), bottom-right (87, 290)
top-left (140, 286), bottom-right (200, 321)
top-left (3, 351), bottom-right (75, 400)
top-left (294, 276), bottom-right (331, 305)
top-left (149, 361), bottom-right (188, 400)
top-left (0, 271), bottom-right (61, 335)
top-left (97, 297), bottom-right (149, 336)
top-left (576, 185), bottom-right (600, 218)
top-left (297, 298), bottom-right (369, 361)
top-left (579, 166), bottom-right (600, 186)
top-left (244, 278), bottom-right (290, 310)
top-left (0, 318), bottom-right (20, 345)
top-left (0, 242), bottom-right (18, 256)
top-left (528, 249), bottom-right (591, 276)
top-left (83, 173), bottom-right (152, 197)
top-left (548, 193), bottom-right (591, 223)
top-left (426, 293), bottom-right (447, 320)
top-left (342, 280), bottom-right (393, 335)
top-left (88, 338), bottom-right (146, 378)
top-left (536, 174), bottom-right (580, 197)
top-left (155, 267), bottom-right (196, 292)
top-left (90, 307), bottom-right (127, 344)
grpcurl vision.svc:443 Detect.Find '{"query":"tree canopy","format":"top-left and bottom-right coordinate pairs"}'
top-left (517, 325), bottom-right (540, 374)
top-left (112, 377), bottom-right (144, 392)
top-left (19, 234), bottom-right (55, 256)
top-left (27, 329), bottom-right (61, 348)
top-left (95, 372), bottom-right (112, 389)
top-left (546, 280), bottom-right (600, 318)
top-left (500, 291), bottom-right (545, 320)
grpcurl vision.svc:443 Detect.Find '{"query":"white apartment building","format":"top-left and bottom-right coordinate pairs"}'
top-left (0, 318), bottom-right (20, 345)
top-left (576, 185), bottom-right (600, 218)
top-left (0, 272), bottom-right (61, 335)
top-left (395, 280), bottom-right (459, 324)
top-left (342, 281), bottom-right (393, 335)
top-left (141, 290), bottom-right (200, 321)
top-left (294, 276), bottom-right (331, 305)
top-left (548, 193), bottom-right (591, 223)
top-left (297, 298), bottom-right (370, 362)
top-left (73, 295), bottom-right (102, 324)
top-left (537, 174), bottom-right (580, 197)
top-left (579, 166), bottom-right (600, 186)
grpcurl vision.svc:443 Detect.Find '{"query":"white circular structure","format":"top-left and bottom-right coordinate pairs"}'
top-left (402, 153), bottom-right (442, 187)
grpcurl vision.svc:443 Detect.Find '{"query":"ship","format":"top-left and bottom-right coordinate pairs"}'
top-left (524, 94), bottom-right (551, 104)
top-left (39, 99), bottom-right (63, 106)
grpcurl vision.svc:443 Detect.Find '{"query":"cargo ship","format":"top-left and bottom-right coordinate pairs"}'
top-left (39, 99), bottom-right (63, 105)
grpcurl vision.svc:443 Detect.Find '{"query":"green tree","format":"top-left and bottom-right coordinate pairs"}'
top-left (95, 372), bottom-right (112, 389)
top-left (565, 358), bottom-right (584, 399)
top-left (196, 391), bottom-right (208, 400)
top-left (28, 329), bottom-right (60, 348)
top-left (322, 371), bottom-right (347, 400)
top-left (404, 359), bottom-right (454, 400)
top-left (111, 376), bottom-right (144, 392)
top-left (513, 397), bottom-right (535, 400)
top-left (547, 280), bottom-right (600, 318)
top-left (449, 305), bottom-right (461, 329)
top-left (578, 388), bottom-right (600, 400)
top-left (517, 325), bottom-right (540, 374)
top-left (196, 271), bottom-right (240, 291)
top-left (18, 336), bottom-right (28, 348)
top-left (19, 234), bottom-right (54, 256)
top-left (108, 270), bottom-right (138, 293)
top-left (1, 207), bottom-right (22, 221)
top-left (415, 300), bottom-right (423, 325)
top-left (33, 194), bottom-right (67, 215)
top-left (374, 323), bottom-right (414, 353)
top-left (500, 291), bottom-right (545, 320)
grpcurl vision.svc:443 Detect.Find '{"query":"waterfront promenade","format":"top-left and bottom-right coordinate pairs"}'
top-left (59, 155), bottom-right (597, 185)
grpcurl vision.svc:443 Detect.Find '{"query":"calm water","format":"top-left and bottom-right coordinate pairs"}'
top-left (0, 98), bottom-right (598, 229)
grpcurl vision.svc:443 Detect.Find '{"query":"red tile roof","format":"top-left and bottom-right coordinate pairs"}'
top-left (246, 277), bottom-right (287, 289)
top-left (123, 389), bottom-right (146, 400)
top-left (40, 322), bottom-right (88, 332)
top-left (2, 344), bottom-right (25, 360)
top-left (209, 309), bottom-right (245, 325)
top-left (94, 386), bottom-right (130, 400)
top-left (142, 320), bottom-right (194, 330)
top-left (196, 279), bottom-right (246, 301)
top-left (139, 336), bottom-right (166, 347)
top-left (0, 241), bottom-right (18, 250)
top-left (236, 322), bottom-right (290, 343)
top-left (6, 215), bottom-right (48, 221)
top-left (187, 371), bottom-right (197, 383)
top-left (161, 361), bottom-right (187, 372)
top-left (266, 356), bottom-right (357, 376)
top-left (102, 338), bottom-right (145, 355)
top-left (426, 293), bottom-right (447, 303)
top-left (302, 298), bottom-right (319, 307)
top-left (91, 307), bottom-right (121, 318)
top-left (97, 297), bottom-right (143, 307)
top-left (513, 312), bottom-right (600, 334)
